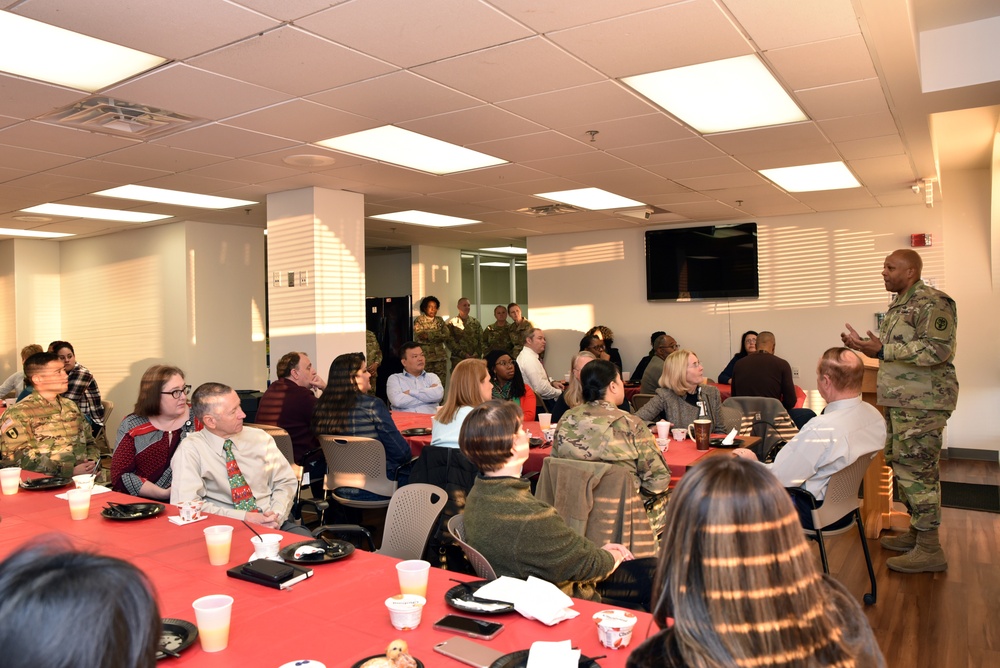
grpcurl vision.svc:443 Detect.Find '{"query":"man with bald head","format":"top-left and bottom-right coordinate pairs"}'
top-left (842, 248), bottom-right (957, 573)
top-left (731, 331), bottom-right (815, 428)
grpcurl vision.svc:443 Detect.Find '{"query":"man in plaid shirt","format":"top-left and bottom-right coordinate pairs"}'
top-left (48, 341), bottom-right (105, 433)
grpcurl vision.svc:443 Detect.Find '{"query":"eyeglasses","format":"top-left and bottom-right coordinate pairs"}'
top-left (495, 359), bottom-right (514, 367)
top-left (161, 385), bottom-right (192, 400)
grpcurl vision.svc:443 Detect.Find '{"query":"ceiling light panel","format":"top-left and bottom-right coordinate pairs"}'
top-left (0, 227), bottom-right (74, 238)
top-left (759, 161), bottom-right (861, 192)
top-left (622, 55), bottom-right (808, 134)
top-left (535, 187), bottom-right (643, 210)
top-left (93, 185), bottom-right (256, 209)
top-left (479, 246), bottom-right (527, 255)
top-left (317, 126), bottom-right (507, 175)
top-left (21, 203), bottom-right (171, 223)
top-left (370, 210), bottom-right (481, 227)
top-left (0, 12), bottom-right (166, 92)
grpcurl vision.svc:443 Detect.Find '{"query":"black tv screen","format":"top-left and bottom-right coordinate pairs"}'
top-left (645, 223), bottom-right (759, 300)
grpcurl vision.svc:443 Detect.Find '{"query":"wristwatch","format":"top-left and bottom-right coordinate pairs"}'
top-left (876, 347), bottom-right (884, 360)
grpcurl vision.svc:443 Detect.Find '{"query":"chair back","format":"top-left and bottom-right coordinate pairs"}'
top-left (318, 434), bottom-right (397, 499)
top-left (246, 423), bottom-right (295, 466)
top-left (447, 514), bottom-right (498, 580)
top-left (812, 452), bottom-right (876, 530)
top-left (379, 484), bottom-right (447, 560)
top-left (722, 396), bottom-right (798, 459)
top-left (630, 393), bottom-right (654, 412)
top-left (102, 400), bottom-right (114, 424)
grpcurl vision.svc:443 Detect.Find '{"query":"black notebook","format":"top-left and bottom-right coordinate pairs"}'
top-left (226, 559), bottom-right (313, 590)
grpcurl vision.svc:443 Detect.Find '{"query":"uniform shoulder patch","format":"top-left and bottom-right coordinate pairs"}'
top-left (4, 426), bottom-right (17, 440)
top-left (934, 316), bottom-right (948, 331)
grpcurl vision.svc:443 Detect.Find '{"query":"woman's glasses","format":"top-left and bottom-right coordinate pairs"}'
top-left (161, 384), bottom-right (192, 400)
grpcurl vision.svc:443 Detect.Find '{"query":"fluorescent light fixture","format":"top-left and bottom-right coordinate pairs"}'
top-left (535, 187), bottom-right (643, 210)
top-left (480, 261), bottom-right (514, 267)
top-left (370, 210), bottom-right (481, 228)
top-left (759, 161), bottom-right (861, 192)
top-left (480, 246), bottom-right (527, 255)
top-left (93, 185), bottom-right (256, 209)
top-left (21, 203), bottom-right (171, 223)
top-left (317, 126), bottom-right (507, 175)
top-left (622, 55), bottom-right (807, 134)
top-left (0, 12), bottom-right (166, 92)
top-left (0, 227), bottom-right (73, 239)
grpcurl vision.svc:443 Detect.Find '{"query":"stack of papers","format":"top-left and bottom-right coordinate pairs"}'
top-left (526, 640), bottom-right (579, 668)
top-left (475, 576), bottom-right (579, 625)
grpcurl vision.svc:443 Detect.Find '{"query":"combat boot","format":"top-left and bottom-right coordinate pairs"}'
top-left (879, 526), bottom-right (917, 552)
top-left (886, 529), bottom-right (947, 573)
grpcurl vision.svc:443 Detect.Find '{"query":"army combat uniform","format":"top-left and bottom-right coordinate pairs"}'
top-left (1, 392), bottom-right (98, 476)
top-left (365, 330), bottom-right (383, 396)
top-left (878, 279), bottom-right (958, 533)
top-left (509, 319), bottom-right (534, 360)
top-left (414, 314), bottom-right (450, 388)
top-left (552, 400), bottom-right (671, 536)
top-left (448, 315), bottom-right (483, 369)
top-left (482, 322), bottom-right (512, 356)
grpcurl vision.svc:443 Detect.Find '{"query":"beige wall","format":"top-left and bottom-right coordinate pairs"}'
top-left (366, 249), bottom-right (412, 299)
top-left (411, 245), bottom-right (462, 320)
top-left (528, 169), bottom-right (996, 454)
top-left (0, 240), bottom-right (15, 380)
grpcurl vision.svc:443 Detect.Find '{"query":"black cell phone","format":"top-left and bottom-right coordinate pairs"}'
top-left (242, 560), bottom-right (294, 583)
top-left (433, 614), bottom-right (504, 640)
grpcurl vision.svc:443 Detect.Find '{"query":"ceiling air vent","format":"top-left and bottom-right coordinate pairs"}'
top-left (38, 96), bottom-right (203, 139)
top-left (512, 203), bottom-right (584, 217)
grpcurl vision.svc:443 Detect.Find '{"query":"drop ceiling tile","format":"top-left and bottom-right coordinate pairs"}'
top-left (523, 151), bottom-right (633, 177)
top-left (875, 191), bottom-right (925, 207)
top-left (186, 159), bottom-right (300, 184)
top-left (796, 78), bottom-right (889, 121)
top-left (560, 114), bottom-right (694, 150)
top-left (819, 112), bottom-right (899, 142)
top-left (49, 159), bottom-right (171, 185)
top-left (647, 156), bottom-right (748, 180)
top-left (647, 191), bottom-right (711, 206)
top-left (767, 34), bottom-right (877, 90)
top-left (32, 219), bottom-right (136, 235)
top-left (0, 165), bottom-right (30, 184)
top-left (232, 0), bottom-right (348, 22)
top-left (737, 145), bottom-right (841, 170)
top-left (245, 146), bottom-right (368, 172)
top-left (487, 0), bottom-right (685, 33)
top-left (707, 122), bottom-right (829, 155)
top-left (468, 131), bottom-right (593, 163)
top-left (154, 125), bottom-right (297, 158)
top-left (658, 200), bottom-right (741, 220)
top-left (414, 37), bottom-right (604, 103)
top-left (309, 72), bottom-right (481, 124)
top-left (324, 162), bottom-right (460, 195)
top-left (608, 137), bottom-right (717, 166)
top-left (837, 135), bottom-right (906, 160)
top-left (226, 99), bottom-right (377, 143)
top-left (298, 0), bottom-right (532, 68)
top-left (449, 163), bottom-right (552, 187)
top-left (475, 194), bottom-right (552, 212)
top-left (675, 170), bottom-right (767, 191)
top-left (402, 106), bottom-right (544, 146)
top-left (501, 177), bottom-right (590, 196)
top-left (131, 173), bottom-right (247, 195)
top-left (548, 0), bottom-right (750, 78)
top-left (0, 74), bottom-right (85, 120)
top-left (794, 188), bottom-right (880, 211)
top-left (427, 186), bottom-right (517, 203)
top-left (848, 155), bottom-right (916, 190)
top-left (0, 115), bottom-right (17, 130)
top-left (190, 26), bottom-right (396, 97)
top-left (107, 64), bottom-right (292, 122)
top-left (498, 81), bottom-right (654, 129)
top-left (101, 143), bottom-right (229, 171)
top-left (582, 168), bottom-right (684, 199)
top-left (0, 121), bottom-right (138, 158)
top-left (0, 145), bottom-right (79, 172)
top-left (15, 0), bottom-right (280, 60)
top-left (724, 0), bottom-right (860, 50)
top-left (230, 172), bottom-right (369, 196)
top-left (1, 172), bottom-right (116, 196)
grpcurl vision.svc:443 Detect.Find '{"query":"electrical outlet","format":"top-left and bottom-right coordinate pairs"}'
top-left (792, 366), bottom-right (799, 379)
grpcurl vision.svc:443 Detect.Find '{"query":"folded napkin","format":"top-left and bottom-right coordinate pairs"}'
top-left (55, 485), bottom-right (111, 500)
top-left (476, 576), bottom-right (579, 626)
top-left (526, 640), bottom-right (579, 668)
top-left (167, 514), bottom-right (209, 526)
top-left (294, 545), bottom-right (325, 559)
top-left (721, 428), bottom-right (739, 445)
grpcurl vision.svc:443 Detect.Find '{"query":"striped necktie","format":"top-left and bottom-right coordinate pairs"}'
top-left (222, 439), bottom-right (257, 511)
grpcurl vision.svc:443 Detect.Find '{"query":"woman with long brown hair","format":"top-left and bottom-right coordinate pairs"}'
top-left (430, 359), bottom-right (492, 448)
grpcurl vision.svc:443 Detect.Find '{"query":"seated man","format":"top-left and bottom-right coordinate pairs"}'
top-left (386, 342), bottom-right (444, 414)
top-left (0, 352), bottom-right (99, 477)
top-left (731, 331), bottom-right (816, 428)
top-left (639, 334), bottom-right (678, 394)
top-left (170, 382), bottom-right (309, 535)
top-left (516, 328), bottom-right (565, 411)
top-left (734, 348), bottom-right (885, 528)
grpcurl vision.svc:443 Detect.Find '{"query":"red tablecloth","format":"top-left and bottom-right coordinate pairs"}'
top-left (0, 471), bottom-right (651, 667)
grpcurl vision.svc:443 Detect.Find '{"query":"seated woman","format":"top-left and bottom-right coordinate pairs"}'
top-left (312, 352), bottom-right (412, 499)
top-left (431, 359), bottom-right (492, 448)
top-left (586, 325), bottom-right (623, 371)
top-left (552, 360), bottom-right (670, 535)
top-left (111, 365), bottom-right (201, 500)
top-left (484, 349), bottom-right (536, 422)
top-left (0, 542), bottom-right (162, 668)
top-left (460, 400), bottom-right (656, 609)
top-left (717, 329), bottom-right (757, 384)
top-left (49, 340), bottom-right (105, 434)
top-left (550, 351), bottom-right (596, 423)
top-left (635, 349), bottom-right (727, 433)
top-left (626, 456), bottom-right (885, 668)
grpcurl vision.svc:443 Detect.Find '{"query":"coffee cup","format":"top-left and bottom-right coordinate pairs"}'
top-left (655, 420), bottom-right (671, 440)
top-left (671, 428), bottom-right (687, 442)
top-left (250, 533), bottom-right (283, 560)
top-left (178, 499), bottom-right (204, 522)
top-left (687, 419), bottom-right (712, 451)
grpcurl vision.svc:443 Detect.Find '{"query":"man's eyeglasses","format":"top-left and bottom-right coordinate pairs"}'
top-left (161, 385), bottom-right (192, 400)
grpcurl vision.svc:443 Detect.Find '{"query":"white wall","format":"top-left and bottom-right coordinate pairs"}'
top-left (0, 240), bottom-right (15, 379)
top-left (366, 249), bottom-right (412, 299)
top-left (411, 245), bottom-right (462, 320)
top-left (528, 184), bottom-right (996, 454)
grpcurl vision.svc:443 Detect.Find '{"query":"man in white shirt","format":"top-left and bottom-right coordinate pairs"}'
top-left (170, 382), bottom-right (309, 534)
top-left (386, 342), bottom-right (444, 414)
top-left (734, 347), bottom-right (885, 528)
top-left (516, 328), bottom-right (566, 411)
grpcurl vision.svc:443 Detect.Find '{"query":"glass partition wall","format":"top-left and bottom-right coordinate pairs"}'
top-left (461, 251), bottom-right (528, 322)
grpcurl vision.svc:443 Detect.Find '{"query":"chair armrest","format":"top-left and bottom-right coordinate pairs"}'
top-left (785, 486), bottom-right (818, 509)
top-left (312, 524), bottom-right (375, 552)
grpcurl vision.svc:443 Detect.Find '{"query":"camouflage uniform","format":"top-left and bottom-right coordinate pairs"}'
top-left (552, 400), bottom-right (671, 535)
top-left (483, 322), bottom-right (512, 356)
top-left (509, 318), bottom-right (534, 360)
top-left (878, 280), bottom-right (958, 531)
top-left (414, 314), bottom-right (450, 387)
top-left (1, 392), bottom-right (97, 476)
top-left (447, 315), bottom-right (483, 368)
top-left (365, 330), bottom-right (383, 396)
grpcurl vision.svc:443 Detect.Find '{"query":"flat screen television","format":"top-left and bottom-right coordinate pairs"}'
top-left (645, 223), bottom-right (759, 300)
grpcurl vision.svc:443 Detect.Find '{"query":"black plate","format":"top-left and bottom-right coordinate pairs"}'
top-left (444, 580), bottom-right (515, 615)
top-left (19, 476), bottom-right (73, 490)
top-left (491, 650), bottom-right (601, 668)
top-left (351, 654), bottom-right (424, 668)
top-left (528, 437), bottom-right (545, 448)
top-left (156, 618), bottom-right (197, 660)
top-left (280, 538), bottom-right (355, 564)
top-left (709, 437), bottom-right (744, 448)
top-left (101, 502), bottom-right (165, 521)
top-left (400, 427), bottom-right (432, 436)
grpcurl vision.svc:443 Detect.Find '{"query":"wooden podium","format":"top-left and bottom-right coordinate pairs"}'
top-left (860, 357), bottom-right (910, 538)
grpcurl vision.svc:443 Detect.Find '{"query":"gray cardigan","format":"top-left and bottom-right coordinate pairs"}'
top-left (635, 385), bottom-right (727, 433)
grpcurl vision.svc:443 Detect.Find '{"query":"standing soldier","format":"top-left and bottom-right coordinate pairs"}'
top-left (448, 297), bottom-right (483, 370)
top-left (483, 304), bottom-right (512, 356)
top-left (507, 303), bottom-right (534, 360)
top-left (365, 330), bottom-right (382, 396)
top-left (413, 295), bottom-right (450, 388)
top-left (842, 249), bottom-right (957, 573)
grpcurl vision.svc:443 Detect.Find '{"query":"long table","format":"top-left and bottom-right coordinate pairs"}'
top-left (0, 472), bottom-right (652, 667)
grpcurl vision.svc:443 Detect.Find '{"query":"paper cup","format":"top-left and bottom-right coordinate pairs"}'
top-left (655, 420), bottom-right (671, 439)
top-left (593, 609), bottom-right (638, 650)
top-left (250, 533), bottom-right (283, 560)
top-left (385, 594), bottom-right (425, 630)
top-left (396, 559), bottom-right (430, 597)
top-left (537, 413), bottom-right (552, 431)
top-left (0, 467), bottom-right (21, 495)
top-left (192, 594), bottom-right (234, 652)
top-left (671, 428), bottom-right (687, 442)
top-left (67, 488), bottom-right (91, 520)
top-left (204, 526), bottom-right (234, 566)
top-left (177, 499), bottom-right (204, 522)
top-left (621, 371), bottom-right (631, 382)
top-left (73, 473), bottom-right (96, 490)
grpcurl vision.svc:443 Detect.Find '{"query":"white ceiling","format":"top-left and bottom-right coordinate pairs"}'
top-left (1, 0), bottom-right (998, 250)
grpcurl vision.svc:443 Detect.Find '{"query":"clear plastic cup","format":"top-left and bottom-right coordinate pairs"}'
top-left (0, 467), bottom-right (21, 495)
top-left (537, 413), bottom-right (552, 431)
top-left (192, 594), bottom-right (234, 652)
top-left (67, 488), bottom-right (92, 520)
top-left (395, 560), bottom-right (430, 597)
top-left (204, 526), bottom-right (234, 566)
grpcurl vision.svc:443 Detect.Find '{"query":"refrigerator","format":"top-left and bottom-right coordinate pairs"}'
top-left (366, 295), bottom-right (413, 404)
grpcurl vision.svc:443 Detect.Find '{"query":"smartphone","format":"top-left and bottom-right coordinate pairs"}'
top-left (433, 636), bottom-right (506, 668)
top-left (433, 614), bottom-right (504, 640)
